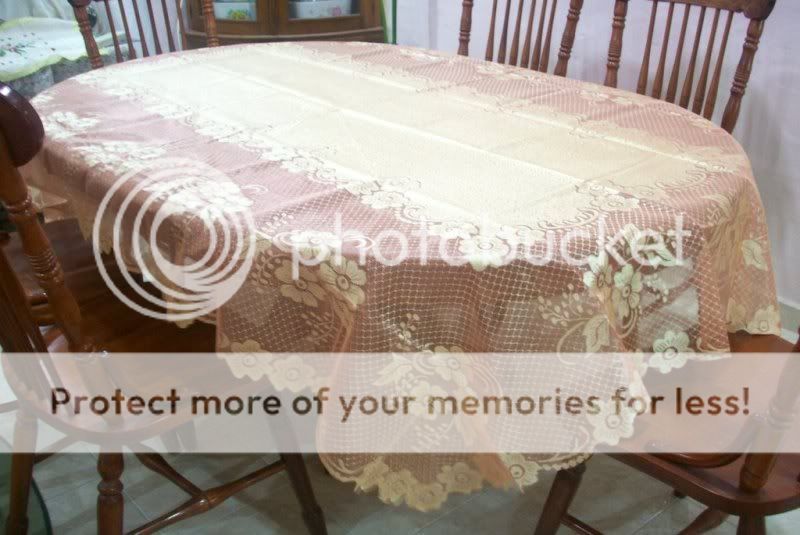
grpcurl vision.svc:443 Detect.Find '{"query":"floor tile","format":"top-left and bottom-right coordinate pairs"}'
top-left (165, 506), bottom-right (304, 535)
top-left (45, 479), bottom-right (148, 534)
top-left (634, 497), bottom-right (735, 535)
top-left (558, 456), bottom-right (676, 535)
top-left (123, 453), bottom-right (272, 522)
top-left (419, 472), bottom-right (555, 535)
top-left (231, 454), bottom-right (446, 535)
top-left (766, 507), bottom-right (800, 534)
top-left (34, 453), bottom-right (100, 502)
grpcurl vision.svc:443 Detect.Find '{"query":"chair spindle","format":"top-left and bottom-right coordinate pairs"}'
top-left (636, 1), bottom-right (659, 94)
top-left (459, 0), bottom-right (474, 56)
top-left (651, 1), bottom-right (675, 99)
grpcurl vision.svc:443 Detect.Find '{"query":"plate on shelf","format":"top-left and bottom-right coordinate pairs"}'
top-left (289, 0), bottom-right (353, 19)
top-left (213, 1), bottom-right (257, 21)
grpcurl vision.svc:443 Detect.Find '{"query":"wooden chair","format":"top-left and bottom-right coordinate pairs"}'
top-left (458, 0), bottom-right (586, 76)
top-left (0, 84), bottom-right (327, 534)
top-left (602, 0), bottom-right (777, 133)
top-left (0, 81), bottom-right (125, 327)
top-left (534, 330), bottom-right (800, 535)
top-left (67, 0), bottom-right (220, 69)
top-left (2, 219), bottom-right (124, 326)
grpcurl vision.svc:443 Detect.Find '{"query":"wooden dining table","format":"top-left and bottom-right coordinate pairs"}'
top-left (23, 41), bottom-right (780, 512)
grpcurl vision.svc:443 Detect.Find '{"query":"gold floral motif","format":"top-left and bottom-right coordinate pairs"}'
top-left (651, 330), bottom-right (693, 373)
top-left (353, 459), bottom-right (391, 492)
top-left (457, 234), bottom-right (513, 271)
top-left (578, 88), bottom-right (643, 107)
top-left (436, 462), bottom-right (483, 494)
top-left (429, 346), bottom-right (469, 387)
top-left (224, 339), bottom-right (275, 380)
top-left (42, 111), bottom-right (99, 140)
top-left (405, 482), bottom-right (448, 512)
top-left (741, 240), bottom-right (768, 271)
top-left (746, 305), bottom-right (781, 335)
top-left (499, 453), bottom-right (541, 486)
top-left (586, 401), bottom-right (636, 446)
top-left (726, 299), bottom-right (747, 331)
top-left (275, 262), bottom-right (327, 307)
top-left (408, 381), bottom-right (447, 420)
top-left (583, 254), bottom-right (613, 301)
top-left (376, 469), bottom-right (417, 505)
top-left (612, 265), bottom-right (643, 321)
top-left (270, 355), bottom-right (317, 393)
top-left (319, 259), bottom-right (367, 310)
top-left (396, 312), bottom-right (420, 351)
top-left (595, 194), bottom-right (640, 212)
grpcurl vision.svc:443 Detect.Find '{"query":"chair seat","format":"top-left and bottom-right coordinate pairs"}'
top-left (611, 331), bottom-right (800, 518)
top-left (3, 219), bottom-right (121, 324)
top-left (729, 331), bottom-right (795, 353)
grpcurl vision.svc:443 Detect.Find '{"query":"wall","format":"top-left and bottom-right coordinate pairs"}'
top-left (396, 0), bottom-right (800, 319)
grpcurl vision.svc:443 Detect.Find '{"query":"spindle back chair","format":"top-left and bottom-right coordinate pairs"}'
top-left (458, 0), bottom-right (586, 76)
top-left (0, 82), bottom-right (327, 535)
top-left (603, 0), bottom-right (776, 133)
top-left (534, 330), bottom-right (800, 535)
top-left (68, 0), bottom-right (219, 70)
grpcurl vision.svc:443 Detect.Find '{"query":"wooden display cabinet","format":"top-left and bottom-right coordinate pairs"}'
top-left (185, 0), bottom-right (384, 47)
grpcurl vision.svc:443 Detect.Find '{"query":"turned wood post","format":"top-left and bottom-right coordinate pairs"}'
top-left (458, 0), bottom-right (475, 56)
top-left (201, 0), bottom-right (220, 47)
top-left (721, 18), bottom-right (764, 133)
top-left (605, 0), bottom-right (629, 88)
top-left (97, 453), bottom-right (125, 534)
top-left (0, 84), bottom-right (89, 352)
top-left (555, 0), bottom-right (584, 77)
top-left (68, 0), bottom-right (104, 69)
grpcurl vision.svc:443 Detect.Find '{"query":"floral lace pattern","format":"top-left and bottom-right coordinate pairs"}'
top-left (27, 42), bottom-right (780, 512)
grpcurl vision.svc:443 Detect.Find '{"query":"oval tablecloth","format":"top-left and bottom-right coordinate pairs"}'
top-left (25, 42), bottom-right (780, 511)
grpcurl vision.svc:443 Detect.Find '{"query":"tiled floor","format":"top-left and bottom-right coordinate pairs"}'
top-left (32, 452), bottom-right (800, 534)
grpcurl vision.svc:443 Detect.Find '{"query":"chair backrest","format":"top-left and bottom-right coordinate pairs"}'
top-left (68, 0), bottom-right (219, 69)
top-left (458, 0), bottom-right (586, 76)
top-left (603, 0), bottom-right (776, 133)
top-left (738, 332), bottom-right (800, 492)
top-left (0, 245), bottom-right (47, 354)
top-left (0, 83), bottom-right (88, 353)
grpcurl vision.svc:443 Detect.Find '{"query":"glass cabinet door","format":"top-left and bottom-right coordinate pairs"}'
top-left (186, 0), bottom-right (383, 47)
top-left (288, 0), bottom-right (361, 20)
top-left (212, 0), bottom-right (259, 21)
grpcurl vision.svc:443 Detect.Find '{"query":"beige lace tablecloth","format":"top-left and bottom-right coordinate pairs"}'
top-left (27, 42), bottom-right (779, 511)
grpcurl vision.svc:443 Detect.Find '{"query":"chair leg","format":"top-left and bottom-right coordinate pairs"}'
top-left (534, 462), bottom-right (587, 535)
top-left (281, 454), bottom-right (327, 535)
top-left (5, 410), bottom-right (37, 535)
top-left (97, 453), bottom-right (125, 535)
top-left (736, 516), bottom-right (766, 535)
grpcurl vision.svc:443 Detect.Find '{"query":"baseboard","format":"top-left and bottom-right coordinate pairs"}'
top-left (779, 298), bottom-right (800, 343)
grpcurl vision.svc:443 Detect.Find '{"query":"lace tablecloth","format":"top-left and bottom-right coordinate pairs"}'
top-left (27, 42), bottom-right (779, 511)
